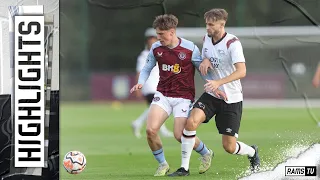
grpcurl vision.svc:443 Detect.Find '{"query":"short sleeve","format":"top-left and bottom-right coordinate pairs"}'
top-left (228, 38), bottom-right (245, 64)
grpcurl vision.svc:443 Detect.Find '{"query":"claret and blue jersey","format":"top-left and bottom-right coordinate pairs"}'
top-left (138, 37), bottom-right (203, 101)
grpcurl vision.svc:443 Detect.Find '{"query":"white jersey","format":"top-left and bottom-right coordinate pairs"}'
top-left (136, 49), bottom-right (160, 95)
top-left (202, 33), bottom-right (245, 103)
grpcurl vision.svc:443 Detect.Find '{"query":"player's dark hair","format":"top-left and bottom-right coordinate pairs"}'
top-left (204, 8), bottom-right (228, 22)
top-left (152, 14), bottom-right (178, 30)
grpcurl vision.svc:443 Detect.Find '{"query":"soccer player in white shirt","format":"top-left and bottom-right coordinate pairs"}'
top-left (169, 8), bottom-right (260, 176)
top-left (132, 36), bottom-right (174, 138)
top-left (312, 62), bottom-right (320, 88)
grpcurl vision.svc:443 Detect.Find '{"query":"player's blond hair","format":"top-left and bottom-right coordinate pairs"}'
top-left (152, 14), bottom-right (178, 30)
top-left (204, 8), bottom-right (228, 22)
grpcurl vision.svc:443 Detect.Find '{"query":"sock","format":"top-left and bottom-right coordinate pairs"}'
top-left (233, 141), bottom-right (255, 157)
top-left (133, 108), bottom-right (149, 128)
top-left (181, 129), bottom-right (196, 171)
top-left (194, 140), bottom-right (209, 156)
top-left (152, 148), bottom-right (167, 164)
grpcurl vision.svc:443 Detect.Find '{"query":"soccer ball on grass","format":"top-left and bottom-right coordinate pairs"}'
top-left (63, 151), bottom-right (86, 174)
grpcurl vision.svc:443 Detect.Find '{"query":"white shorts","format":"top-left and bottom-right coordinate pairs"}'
top-left (151, 91), bottom-right (191, 118)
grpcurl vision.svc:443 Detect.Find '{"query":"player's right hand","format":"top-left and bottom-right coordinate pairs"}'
top-left (130, 84), bottom-right (143, 93)
top-left (199, 58), bottom-right (213, 76)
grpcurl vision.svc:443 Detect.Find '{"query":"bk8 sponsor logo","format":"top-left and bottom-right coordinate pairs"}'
top-left (162, 64), bottom-right (181, 74)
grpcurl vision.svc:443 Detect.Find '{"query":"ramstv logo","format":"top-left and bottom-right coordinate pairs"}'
top-left (162, 64), bottom-right (181, 74)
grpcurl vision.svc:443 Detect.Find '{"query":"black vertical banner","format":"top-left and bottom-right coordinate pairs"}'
top-left (0, 95), bottom-right (12, 177)
top-left (0, 91), bottom-right (60, 180)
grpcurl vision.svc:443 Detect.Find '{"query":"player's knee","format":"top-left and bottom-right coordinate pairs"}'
top-left (146, 128), bottom-right (158, 137)
top-left (185, 117), bottom-right (198, 130)
top-left (223, 142), bottom-right (236, 154)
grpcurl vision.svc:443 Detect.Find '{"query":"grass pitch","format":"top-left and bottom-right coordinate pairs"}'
top-left (60, 102), bottom-right (320, 180)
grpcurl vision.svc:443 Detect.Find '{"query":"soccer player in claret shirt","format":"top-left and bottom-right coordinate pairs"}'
top-left (169, 8), bottom-right (260, 176)
top-left (131, 35), bottom-right (173, 139)
top-left (130, 14), bottom-right (226, 176)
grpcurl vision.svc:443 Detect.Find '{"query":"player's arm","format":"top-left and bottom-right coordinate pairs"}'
top-left (199, 38), bottom-right (213, 75)
top-left (136, 55), bottom-right (143, 82)
top-left (204, 39), bottom-right (246, 92)
top-left (130, 50), bottom-right (156, 93)
top-left (192, 45), bottom-right (227, 100)
top-left (135, 54), bottom-right (144, 97)
top-left (138, 52), bottom-right (156, 85)
top-left (218, 40), bottom-right (246, 85)
top-left (191, 44), bottom-right (202, 71)
top-left (192, 45), bottom-right (211, 80)
top-left (217, 62), bottom-right (246, 85)
top-left (136, 72), bottom-right (140, 83)
top-left (135, 73), bottom-right (143, 97)
top-left (312, 62), bottom-right (320, 88)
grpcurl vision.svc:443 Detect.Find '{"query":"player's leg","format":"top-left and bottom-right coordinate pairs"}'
top-left (146, 92), bottom-right (172, 176)
top-left (216, 101), bottom-right (260, 172)
top-left (131, 94), bottom-right (154, 138)
top-left (158, 94), bottom-right (174, 138)
top-left (221, 135), bottom-right (259, 172)
top-left (169, 93), bottom-right (216, 176)
top-left (148, 94), bottom-right (173, 138)
top-left (131, 93), bottom-right (173, 138)
top-left (146, 104), bottom-right (169, 159)
top-left (169, 98), bottom-right (191, 143)
top-left (170, 110), bottom-right (213, 176)
top-left (171, 101), bottom-right (208, 154)
top-left (172, 116), bottom-right (205, 150)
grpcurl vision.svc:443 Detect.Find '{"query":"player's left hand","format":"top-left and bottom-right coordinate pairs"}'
top-left (204, 79), bottom-right (221, 92)
top-left (214, 89), bottom-right (228, 101)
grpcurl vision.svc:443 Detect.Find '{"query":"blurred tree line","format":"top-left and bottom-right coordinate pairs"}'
top-left (60, 0), bottom-right (320, 73)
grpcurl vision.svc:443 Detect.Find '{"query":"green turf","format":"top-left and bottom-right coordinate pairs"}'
top-left (60, 102), bottom-right (320, 180)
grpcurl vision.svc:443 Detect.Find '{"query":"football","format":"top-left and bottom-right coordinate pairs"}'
top-left (63, 151), bottom-right (87, 174)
